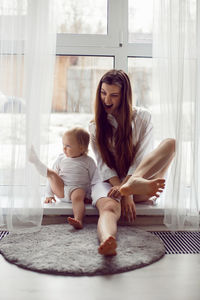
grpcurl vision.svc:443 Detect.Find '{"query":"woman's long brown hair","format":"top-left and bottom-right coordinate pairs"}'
top-left (94, 69), bottom-right (135, 179)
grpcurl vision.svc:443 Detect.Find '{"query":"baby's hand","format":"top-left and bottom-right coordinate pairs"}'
top-left (108, 185), bottom-right (121, 198)
top-left (44, 197), bottom-right (56, 203)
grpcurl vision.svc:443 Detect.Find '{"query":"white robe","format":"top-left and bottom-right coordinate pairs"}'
top-left (89, 106), bottom-right (154, 181)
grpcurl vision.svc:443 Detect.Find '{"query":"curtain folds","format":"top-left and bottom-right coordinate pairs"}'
top-left (0, 0), bottom-right (56, 233)
top-left (153, 0), bottom-right (200, 229)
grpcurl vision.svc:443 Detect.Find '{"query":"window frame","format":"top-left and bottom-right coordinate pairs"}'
top-left (56, 0), bottom-right (152, 72)
top-left (0, 1), bottom-right (153, 65)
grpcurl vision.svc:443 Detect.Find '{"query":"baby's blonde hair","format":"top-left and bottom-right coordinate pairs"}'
top-left (63, 127), bottom-right (90, 154)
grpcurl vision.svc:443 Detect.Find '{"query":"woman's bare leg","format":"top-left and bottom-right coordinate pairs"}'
top-left (133, 143), bottom-right (176, 203)
top-left (67, 188), bottom-right (85, 229)
top-left (120, 138), bottom-right (175, 197)
top-left (133, 139), bottom-right (175, 179)
top-left (96, 197), bottom-right (121, 256)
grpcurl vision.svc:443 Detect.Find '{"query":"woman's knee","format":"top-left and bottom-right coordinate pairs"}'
top-left (161, 138), bottom-right (176, 155)
top-left (97, 198), bottom-right (121, 217)
top-left (166, 138), bottom-right (175, 155)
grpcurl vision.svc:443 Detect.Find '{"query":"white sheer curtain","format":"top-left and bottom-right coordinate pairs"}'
top-left (0, 0), bottom-right (56, 233)
top-left (153, 0), bottom-right (200, 229)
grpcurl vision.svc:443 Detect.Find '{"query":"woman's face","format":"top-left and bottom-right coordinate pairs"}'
top-left (100, 83), bottom-right (121, 116)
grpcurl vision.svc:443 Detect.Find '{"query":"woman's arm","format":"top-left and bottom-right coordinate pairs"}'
top-left (107, 175), bottom-right (131, 198)
top-left (108, 176), bottom-right (136, 223)
top-left (121, 195), bottom-right (136, 223)
top-left (108, 176), bottom-right (121, 186)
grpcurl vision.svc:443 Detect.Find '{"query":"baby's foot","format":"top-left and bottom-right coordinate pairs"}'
top-left (67, 217), bottom-right (83, 229)
top-left (120, 176), bottom-right (165, 197)
top-left (28, 145), bottom-right (47, 177)
top-left (98, 236), bottom-right (117, 256)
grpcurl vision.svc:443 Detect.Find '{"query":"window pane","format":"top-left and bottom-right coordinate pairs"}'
top-left (128, 0), bottom-right (153, 43)
top-left (128, 57), bottom-right (152, 108)
top-left (0, 0), bottom-right (27, 15)
top-left (128, 57), bottom-right (160, 141)
top-left (57, 0), bottom-right (107, 34)
top-left (53, 56), bottom-right (113, 113)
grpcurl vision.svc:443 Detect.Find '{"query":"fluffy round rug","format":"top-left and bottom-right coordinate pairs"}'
top-left (0, 224), bottom-right (165, 276)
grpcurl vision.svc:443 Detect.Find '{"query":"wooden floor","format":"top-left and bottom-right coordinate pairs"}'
top-left (0, 224), bottom-right (200, 300)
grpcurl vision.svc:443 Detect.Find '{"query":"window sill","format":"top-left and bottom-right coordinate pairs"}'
top-left (43, 200), bottom-right (165, 216)
top-left (0, 195), bottom-right (165, 216)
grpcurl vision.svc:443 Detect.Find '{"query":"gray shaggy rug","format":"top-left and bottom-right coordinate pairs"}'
top-left (0, 224), bottom-right (165, 276)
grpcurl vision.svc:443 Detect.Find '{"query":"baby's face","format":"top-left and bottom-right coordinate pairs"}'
top-left (62, 133), bottom-right (84, 158)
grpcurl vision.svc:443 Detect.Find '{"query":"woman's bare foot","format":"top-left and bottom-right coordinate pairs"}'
top-left (134, 194), bottom-right (158, 205)
top-left (120, 176), bottom-right (165, 197)
top-left (98, 236), bottom-right (117, 256)
top-left (67, 217), bottom-right (83, 229)
top-left (134, 195), bottom-right (158, 206)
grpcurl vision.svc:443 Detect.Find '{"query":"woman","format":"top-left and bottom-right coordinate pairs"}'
top-left (89, 69), bottom-right (175, 256)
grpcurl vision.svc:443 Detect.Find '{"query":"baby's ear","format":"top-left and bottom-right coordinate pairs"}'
top-left (80, 145), bottom-right (86, 153)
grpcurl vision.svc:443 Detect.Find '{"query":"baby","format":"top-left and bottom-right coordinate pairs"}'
top-left (29, 127), bottom-right (98, 229)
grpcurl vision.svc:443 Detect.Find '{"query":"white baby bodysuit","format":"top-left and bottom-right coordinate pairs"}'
top-left (45, 154), bottom-right (99, 200)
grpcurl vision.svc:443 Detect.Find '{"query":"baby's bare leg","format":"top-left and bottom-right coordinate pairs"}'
top-left (29, 145), bottom-right (65, 198)
top-left (28, 145), bottom-right (47, 177)
top-left (120, 138), bottom-right (175, 197)
top-left (47, 169), bottom-right (64, 198)
top-left (96, 197), bottom-right (121, 256)
top-left (67, 188), bottom-right (85, 229)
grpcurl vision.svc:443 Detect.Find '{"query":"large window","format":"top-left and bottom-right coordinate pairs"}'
top-left (49, 0), bottom-right (153, 164)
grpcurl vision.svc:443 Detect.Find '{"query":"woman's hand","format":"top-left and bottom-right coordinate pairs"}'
top-left (107, 185), bottom-right (121, 198)
top-left (107, 175), bottom-right (132, 199)
top-left (121, 196), bottom-right (136, 224)
top-left (44, 196), bottom-right (56, 204)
